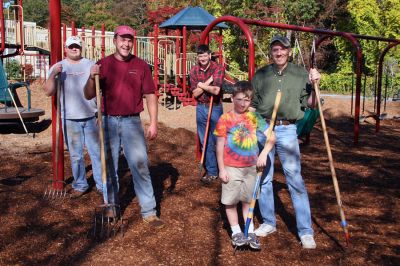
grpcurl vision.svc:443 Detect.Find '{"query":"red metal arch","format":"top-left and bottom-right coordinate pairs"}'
top-left (376, 41), bottom-right (400, 132)
top-left (200, 16), bottom-right (255, 79)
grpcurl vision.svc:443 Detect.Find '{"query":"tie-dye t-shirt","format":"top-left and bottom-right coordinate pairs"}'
top-left (214, 111), bottom-right (268, 167)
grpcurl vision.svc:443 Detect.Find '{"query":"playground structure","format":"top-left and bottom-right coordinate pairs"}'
top-left (200, 16), bottom-right (400, 145)
top-left (0, 0), bottom-right (45, 125)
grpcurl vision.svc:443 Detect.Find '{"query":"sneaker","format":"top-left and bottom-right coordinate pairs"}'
top-left (300, 235), bottom-right (316, 249)
top-left (247, 233), bottom-right (261, 250)
top-left (200, 174), bottom-right (218, 184)
top-left (231, 232), bottom-right (247, 247)
top-left (254, 223), bottom-right (277, 237)
top-left (70, 189), bottom-right (86, 199)
top-left (143, 215), bottom-right (165, 229)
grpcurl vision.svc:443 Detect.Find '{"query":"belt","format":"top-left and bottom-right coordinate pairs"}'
top-left (198, 102), bottom-right (221, 106)
top-left (105, 113), bottom-right (140, 118)
top-left (265, 118), bottom-right (296, 125)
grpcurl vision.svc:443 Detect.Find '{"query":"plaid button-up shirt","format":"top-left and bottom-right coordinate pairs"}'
top-left (189, 61), bottom-right (225, 104)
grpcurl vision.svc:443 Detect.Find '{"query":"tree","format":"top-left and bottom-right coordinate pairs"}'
top-left (112, 0), bottom-right (148, 34)
top-left (20, 0), bottom-right (48, 27)
top-left (283, 0), bottom-right (320, 26)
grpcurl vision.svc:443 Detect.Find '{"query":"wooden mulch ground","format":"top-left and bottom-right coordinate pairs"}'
top-left (0, 82), bottom-right (399, 265)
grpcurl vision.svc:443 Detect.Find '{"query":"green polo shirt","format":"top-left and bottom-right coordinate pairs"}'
top-left (251, 62), bottom-right (312, 121)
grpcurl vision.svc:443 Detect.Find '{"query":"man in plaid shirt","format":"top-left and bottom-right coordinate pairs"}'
top-left (189, 44), bottom-right (225, 184)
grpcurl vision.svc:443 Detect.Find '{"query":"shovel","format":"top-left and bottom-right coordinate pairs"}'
top-left (240, 90), bottom-right (281, 252)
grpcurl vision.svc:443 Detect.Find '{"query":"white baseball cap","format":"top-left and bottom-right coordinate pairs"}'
top-left (65, 36), bottom-right (82, 47)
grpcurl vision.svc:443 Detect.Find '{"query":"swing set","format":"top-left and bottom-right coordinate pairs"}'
top-left (201, 16), bottom-right (400, 144)
top-left (200, 15), bottom-right (400, 247)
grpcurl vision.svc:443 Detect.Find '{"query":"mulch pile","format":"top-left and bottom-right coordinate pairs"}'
top-left (1, 114), bottom-right (399, 265)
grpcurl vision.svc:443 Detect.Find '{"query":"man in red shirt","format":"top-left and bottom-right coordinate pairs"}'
top-left (84, 25), bottom-right (163, 228)
top-left (189, 44), bottom-right (225, 184)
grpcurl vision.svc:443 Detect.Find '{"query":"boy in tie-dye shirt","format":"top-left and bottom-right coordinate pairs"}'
top-left (214, 81), bottom-right (275, 249)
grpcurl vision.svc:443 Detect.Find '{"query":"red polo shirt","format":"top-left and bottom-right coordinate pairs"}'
top-left (98, 55), bottom-right (155, 115)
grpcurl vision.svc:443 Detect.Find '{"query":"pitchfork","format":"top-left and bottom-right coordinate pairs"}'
top-left (90, 74), bottom-right (127, 239)
top-left (43, 75), bottom-right (67, 199)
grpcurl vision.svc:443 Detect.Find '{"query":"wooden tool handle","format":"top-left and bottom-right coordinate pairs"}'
top-left (313, 80), bottom-right (349, 243)
top-left (200, 95), bottom-right (214, 165)
top-left (95, 75), bottom-right (107, 188)
top-left (55, 76), bottom-right (62, 187)
top-left (265, 90), bottom-right (282, 139)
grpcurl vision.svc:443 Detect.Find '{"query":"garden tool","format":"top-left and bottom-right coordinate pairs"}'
top-left (198, 95), bottom-right (214, 183)
top-left (310, 42), bottom-right (350, 245)
top-left (313, 79), bottom-right (350, 246)
top-left (43, 75), bottom-right (67, 199)
top-left (90, 74), bottom-right (126, 239)
top-left (240, 90), bottom-right (281, 253)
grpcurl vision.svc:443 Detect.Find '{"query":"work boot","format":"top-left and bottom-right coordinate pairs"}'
top-left (70, 189), bottom-right (86, 199)
top-left (143, 215), bottom-right (165, 229)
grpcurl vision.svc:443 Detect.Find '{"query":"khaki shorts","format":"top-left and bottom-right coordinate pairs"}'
top-left (221, 166), bottom-right (257, 205)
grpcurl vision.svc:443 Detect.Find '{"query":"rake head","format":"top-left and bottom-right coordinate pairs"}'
top-left (43, 180), bottom-right (67, 199)
top-left (90, 203), bottom-right (128, 240)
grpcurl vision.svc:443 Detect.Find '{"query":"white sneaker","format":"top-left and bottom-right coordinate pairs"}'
top-left (254, 223), bottom-right (277, 237)
top-left (300, 235), bottom-right (316, 249)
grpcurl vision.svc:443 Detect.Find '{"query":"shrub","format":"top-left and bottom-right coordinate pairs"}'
top-left (5, 59), bottom-right (22, 79)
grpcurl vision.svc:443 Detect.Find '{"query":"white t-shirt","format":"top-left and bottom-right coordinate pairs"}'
top-left (48, 58), bottom-right (96, 119)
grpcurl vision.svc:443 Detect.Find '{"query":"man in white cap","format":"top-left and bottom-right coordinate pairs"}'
top-left (44, 36), bottom-right (103, 198)
top-left (84, 25), bottom-right (164, 228)
top-left (251, 35), bottom-right (320, 249)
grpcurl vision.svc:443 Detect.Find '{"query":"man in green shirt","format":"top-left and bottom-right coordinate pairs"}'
top-left (251, 35), bottom-right (320, 249)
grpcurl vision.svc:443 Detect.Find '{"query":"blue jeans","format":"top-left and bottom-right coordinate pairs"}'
top-left (103, 115), bottom-right (156, 218)
top-left (63, 117), bottom-right (102, 192)
top-left (259, 124), bottom-right (313, 237)
top-left (196, 103), bottom-right (223, 176)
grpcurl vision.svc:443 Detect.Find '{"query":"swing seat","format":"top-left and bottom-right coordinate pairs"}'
top-left (0, 60), bottom-right (31, 108)
top-left (393, 90), bottom-right (400, 101)
top-left (296, 108), bottom-right (319, 137)
top-left (0, 60), bottom-right (44, 124)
